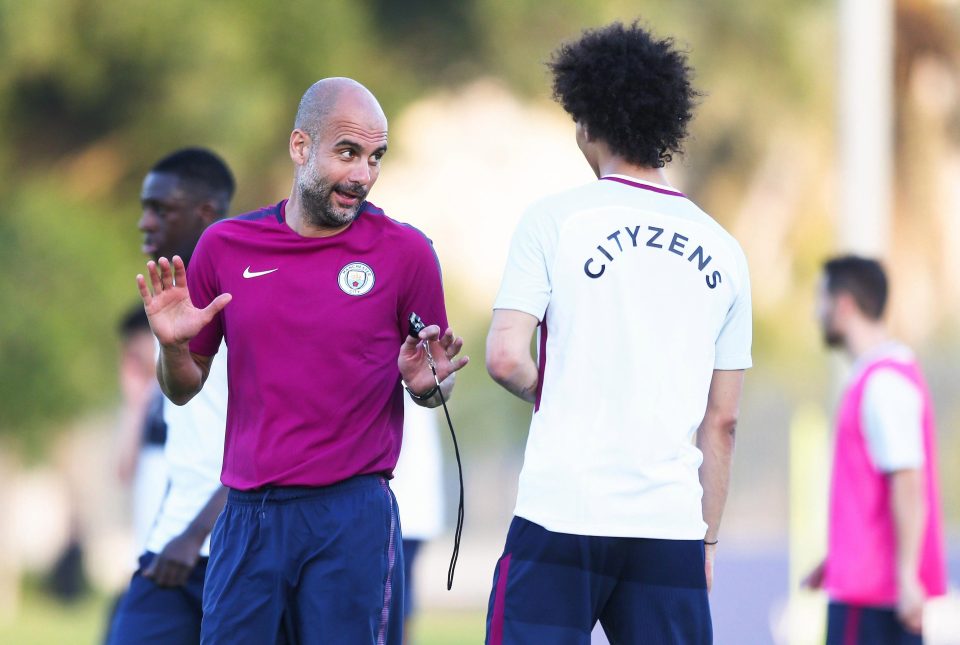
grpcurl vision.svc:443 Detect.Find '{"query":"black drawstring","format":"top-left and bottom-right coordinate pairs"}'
top-left (435, 383), bottom-right (464, 590)
top-left (424, 361), bottom-right (464, 591)
top-left (406, 312), bottom-right (464, 590)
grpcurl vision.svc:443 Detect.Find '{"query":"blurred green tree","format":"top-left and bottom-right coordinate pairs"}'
top-left (0, 0), bottom-right (839, 452)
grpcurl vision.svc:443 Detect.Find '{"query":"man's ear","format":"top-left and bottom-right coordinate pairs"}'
top-left (197, 200), bottom-right (220, 226)
top-left (289, 129), bottom-right (311, 166)
top-left (834, 291), bottom-right (859, 318)
top-left (576, 121), bottom-right (590, 143)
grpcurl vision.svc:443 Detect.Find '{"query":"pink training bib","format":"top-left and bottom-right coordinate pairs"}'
top-left (824, 357), bottom-right (946, 606)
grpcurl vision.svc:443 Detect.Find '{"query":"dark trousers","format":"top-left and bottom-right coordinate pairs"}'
top-left (201, 475), bottom-right (404, 645)
top-left (486, 516), bottom-right (711, 645)
top-left (826, 601), bottom-right (923, 645)
top-left (107, 552), bottom-right (208, 645)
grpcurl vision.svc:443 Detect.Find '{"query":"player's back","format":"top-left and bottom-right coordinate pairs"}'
top-left (497, 175), bottom-right (752, 538)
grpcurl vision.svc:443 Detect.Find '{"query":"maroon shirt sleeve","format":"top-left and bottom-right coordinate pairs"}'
top-left (397, 228), bottom-right (449, 338)
top-left (187, 226), bottom-right (224, 357)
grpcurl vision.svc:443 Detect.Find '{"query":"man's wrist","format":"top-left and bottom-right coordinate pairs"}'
top-left (160, 341), bottom-right (193, 360)
top-left (181, 522), bottom-right (210, 544)
top-left (405, 383), bottom-right (439, 401)
top-left (898, 570), bottom-right (921, 588)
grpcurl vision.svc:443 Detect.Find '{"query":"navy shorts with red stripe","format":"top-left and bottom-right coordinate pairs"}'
top-left (201, 475), bottom-right (404, 645)
top-left (486, 516), bottom-right (712, 645)
top-left (826, 602), bottom-right (923, 645)
top-left (106, 552), bottom-right (207, 645)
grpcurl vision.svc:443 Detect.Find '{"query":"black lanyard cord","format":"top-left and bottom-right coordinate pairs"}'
top-left (406, 313), bottom-right (464, 590)
top-left (435, 384), bottom-right (464, 590)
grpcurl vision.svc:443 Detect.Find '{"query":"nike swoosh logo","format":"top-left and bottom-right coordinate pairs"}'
top-left (243, 266), bottom-right (278, 279)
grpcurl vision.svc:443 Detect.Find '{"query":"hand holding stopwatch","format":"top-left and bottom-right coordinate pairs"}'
top-left (406, 312), bottom-right (439, 395)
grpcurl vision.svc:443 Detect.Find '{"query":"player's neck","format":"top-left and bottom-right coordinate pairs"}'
top-left (285, 187), bottom-right (351, 238)
top-left (844, 321), bottom-right (891, 362)
top-left (597, 159), bottom-right (672, 188)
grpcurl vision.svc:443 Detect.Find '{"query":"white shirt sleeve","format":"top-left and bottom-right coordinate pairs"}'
top-left (713, 250), bottom-right (753, 370)
top-left (861, 368), bottom-right (924, 472)
top-left (492, 208), bottom-right (557, 321)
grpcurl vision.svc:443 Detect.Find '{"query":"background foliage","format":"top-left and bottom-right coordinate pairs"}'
top-left (0, 0), bottom-right (837, 451)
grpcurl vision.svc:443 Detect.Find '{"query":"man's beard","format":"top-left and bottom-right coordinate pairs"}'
top-left (297, 168), bottom-right (367, 229)
top-left (822, 328), bottom-right (844, 348)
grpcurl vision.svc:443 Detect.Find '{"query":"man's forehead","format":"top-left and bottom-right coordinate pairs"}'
top-left (322, 117), bottom-right (388, 146)
top-left (817, 275), bottom-right (831, 293)
top-left (816, 277), bottom-right (837, 304)
top-left (318, 91), bottom-right (387, 140)
top-left (141, 171), bottom-right (188, 200)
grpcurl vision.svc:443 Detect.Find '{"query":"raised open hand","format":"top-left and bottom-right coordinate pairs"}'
top-left (398, 324), bottom-right (469, 395)
top-left (136, 256), bottom-right (231, 348)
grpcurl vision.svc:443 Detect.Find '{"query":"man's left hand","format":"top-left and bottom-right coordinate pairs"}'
top-left (143, 532), bottom-right (203, 588)
top-left (704, 542), bottom-right (717, 593)
top-left (398, 325), bottom-right (468, 395)
top-left (897, 576), bottom-right (925, 635)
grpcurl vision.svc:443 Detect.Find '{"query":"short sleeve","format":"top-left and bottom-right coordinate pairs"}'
top-left (187, 227), bottom-right (224, 357)
top-left (397, 230), bottom-right (448, 336)
top-left (861, 369), bottom-right (924, 472)
top-left (714, 251), bottom-right (753, 370)
top-left (492, 208), bottom-right (556, 321)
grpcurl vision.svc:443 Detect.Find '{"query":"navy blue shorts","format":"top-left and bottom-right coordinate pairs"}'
top-left (201, 475), bottom-right (404, 645)
top-left (485, 517), bottom-right (711, 645)
top-left (106, 552), bottom-right (208, 645)
top-left (826, 602), bottom-right (923, 645)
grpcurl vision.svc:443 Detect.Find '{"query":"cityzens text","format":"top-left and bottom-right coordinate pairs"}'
top-left (583, 225), bottom-right (722, 289)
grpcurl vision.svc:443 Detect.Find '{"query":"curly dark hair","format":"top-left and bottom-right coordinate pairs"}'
top-left (549, 21), bottom-right (698, 168)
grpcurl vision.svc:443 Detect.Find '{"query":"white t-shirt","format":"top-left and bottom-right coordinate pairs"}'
top-left (853, 342), bottom-right (924, 472)
top-left (146, 341), bottom-right (227, 557)
top-left (391, 396), bottom-right (445, 541)
top-left (494, 175), bottom-right (752, 539)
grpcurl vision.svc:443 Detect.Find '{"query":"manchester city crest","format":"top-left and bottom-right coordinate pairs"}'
top-left (338, 261), bottom-right (375, 296)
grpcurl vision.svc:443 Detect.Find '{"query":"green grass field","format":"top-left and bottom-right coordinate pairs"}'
top-left (0, 588), bottom-right (111, 645)
top-left (408, 611), bottom-right (486, 644)
top-left (0, 586), bottom-right (485, 644)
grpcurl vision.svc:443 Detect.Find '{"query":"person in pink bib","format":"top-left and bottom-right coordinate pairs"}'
top-left (803, 255), bottom-right (946, 644)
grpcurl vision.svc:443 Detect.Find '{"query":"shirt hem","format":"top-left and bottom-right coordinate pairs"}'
top-left (145, 537), bottom-right (212, 559)
top-left (492, 300), bottom-right (545, 322)
top-left (714, 355), bottom-right (752, 370)
top-left (874, 459), bottom-right (924, 473)
top-left (516, 511), bottom-right (707, 540)
top-left (825, 587), bottom-right (898, 608)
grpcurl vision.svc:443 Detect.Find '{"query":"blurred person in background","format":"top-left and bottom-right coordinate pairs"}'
top-left (803, 255), bottom-right (946, 644)
top-left (391, 397), bottom-right (446, 644)
top-left (136, 77), bottom-right (467, 644)
top-left (43, 518), bottom-right (91, 604)
top-left (107, 147), bottom-right (235, 645)
top-left (484, 21), bottom-right (752, 645)
top-left (115, 304), bottom-right (168, 562)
